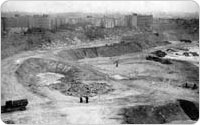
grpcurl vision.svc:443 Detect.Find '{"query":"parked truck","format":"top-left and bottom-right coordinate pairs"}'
top-left (1, 99), bottom-right (28, 113)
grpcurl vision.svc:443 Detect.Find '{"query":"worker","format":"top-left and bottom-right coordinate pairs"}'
top-left (114, 60), bottom-right (119, 67)
top-left (79, 86), bottom-right (90, 103)
top-left (80, 97), bottom-right (83, 103)
top-left (84, 87), bottom-right (90, 103)
top-left (85, 96), bottom-right (89, 103)
top-left (192, 83), bottom-right (197, 90)
top-left (184, 82), bottom-right (188, 88)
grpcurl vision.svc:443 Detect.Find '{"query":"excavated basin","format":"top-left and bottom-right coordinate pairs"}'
top-left (15, 58), bottom-right (113, 97)
top-left (57, 40), bottom-right (169, 60)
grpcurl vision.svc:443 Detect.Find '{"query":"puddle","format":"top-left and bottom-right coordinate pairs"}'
top-left (111, 75), bottom-right (128, 80)
top-left (36, 72), bottom-right (64, 86)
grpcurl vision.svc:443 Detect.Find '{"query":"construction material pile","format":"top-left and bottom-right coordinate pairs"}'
top-left (49, 80), bottom-right (113, 97)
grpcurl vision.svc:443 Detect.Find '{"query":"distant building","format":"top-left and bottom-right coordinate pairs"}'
top-left (115, 17), bottom-right (125, 27)
top-left (124, 13), bottom-right (153, 29)
top-left (67, 18), bottom-right (85, 25)
top-left (1, 17), bottom-right (7, 32)
top-left (1, 13), bottom-right (153, 32)
top-left (91, 18), bottom-right (102, 27)
top-left (124, 13), bottom-right (137, 28)
top-left (53, 17), bottom-right (67, 29)
top-left (1, 16), bottom-right (29, 33)
top-left (102, 17), bottom-right (115, 28)
top-left (137, 15), bottom-right (153, 28)
top-left (84, 17), bottom-right (102, 27)
top-left (29, 14), bottom-right (53, 29)
top-left (4, 17), bottom-right (18, 28)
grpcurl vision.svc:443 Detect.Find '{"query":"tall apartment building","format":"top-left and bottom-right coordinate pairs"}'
top-left (67, 18), bottom-right (85, 25)
top-left (124, 13), bottom-right (153, 29)
top-left (115, 17), bottom-right (125, 27)
top-left (29, 14), bottom-right (53, 29)
top-left (53, 17), bottom-right (67, 29)
top-left (1, 17), bottom-right (6, 32)
top-left (3, 17), bottom-right (29, 28)
top-left (124, 13), bottom-right (137, 28)
top-left (102, 17), bottom-right (115, 28)
top-left (1, 15), bottom-right (29, 33)
top-left (137, 15), bottom-right (153, 28)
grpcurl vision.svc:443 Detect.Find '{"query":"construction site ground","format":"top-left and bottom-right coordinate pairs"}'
top-left (1, 40), bottom-right (199, 124)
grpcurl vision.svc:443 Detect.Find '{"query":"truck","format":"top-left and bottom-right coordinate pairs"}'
top-left (1, 99), bottom-right (28, 113)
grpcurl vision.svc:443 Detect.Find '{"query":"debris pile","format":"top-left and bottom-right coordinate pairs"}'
top-left (49, 80), bottom-right (114, 97)
top-left (151, 50), bottom-right (167, 57)
top-left (146, 55), bottom-right (172, 64)
top-left (180, 39), bottom-right (192, 43)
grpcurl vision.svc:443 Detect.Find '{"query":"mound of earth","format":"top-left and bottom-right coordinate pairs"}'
top-left (58, 40), bottom-right (170, 60)
top-left (49, 81), bottom-right (114, 97)
top-left (119, 99), bottom-right (199, 124)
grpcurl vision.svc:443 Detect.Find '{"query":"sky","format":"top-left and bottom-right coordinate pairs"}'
top-left (1, 1), bottom-right (199, 14)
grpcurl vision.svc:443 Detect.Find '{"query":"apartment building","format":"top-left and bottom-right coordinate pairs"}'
top-left (29, 14), bottom-right (53, 29)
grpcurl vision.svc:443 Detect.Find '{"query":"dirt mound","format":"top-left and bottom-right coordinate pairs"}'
top-left (15, 58), bottom-right (113, 97)
top-left (146, 55), bottom-right (172, 64)
top-left (49, 81), bottom-right (114, 97)
top-left (178, 99), bottom-right (199, 120)
top-left (119, 99), bottom-right (198, 124)
top-left (58, 40), bottom-right (170, 60)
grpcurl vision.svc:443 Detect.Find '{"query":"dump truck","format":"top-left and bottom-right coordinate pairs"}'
top-left (1, 99), bottom-right (28, 113)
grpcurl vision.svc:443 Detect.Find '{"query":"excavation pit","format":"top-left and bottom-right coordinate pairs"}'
top-left (15, 58), bottom-right (113, 97)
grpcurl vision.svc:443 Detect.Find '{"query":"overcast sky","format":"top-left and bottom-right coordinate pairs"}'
top-left (1, 1), bottom-right (199, 14)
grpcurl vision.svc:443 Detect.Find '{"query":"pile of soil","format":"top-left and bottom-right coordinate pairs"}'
top-left (49, 80), bottom-right (114, 97)
top-left (146, 55), bottom-right (172, 64)
top-left (58, 40), bottom-right (170, 60)
top-left (119, 99), bottom-right (198, 124)
top-left (151, 50), bottom-right (167, 57)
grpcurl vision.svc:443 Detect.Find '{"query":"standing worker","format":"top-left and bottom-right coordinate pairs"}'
top-left (84, 87), bottom-right (90, 103)
top-left (80, 97), bottom-right (83, 103)
top-left (114, 60), bottom-right (119, 67)
top-left (79, 85), bottom-right (90, 103)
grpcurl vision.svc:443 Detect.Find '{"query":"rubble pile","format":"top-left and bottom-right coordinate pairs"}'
top-left (49, 80), bottom-right (113, 97)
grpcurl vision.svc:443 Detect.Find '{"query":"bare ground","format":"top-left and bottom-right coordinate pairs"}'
top-left (1, 42), bottom-right (199, 124)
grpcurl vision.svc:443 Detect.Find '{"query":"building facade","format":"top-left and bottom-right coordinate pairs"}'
top-left (115, 17), bottom-right (125, 27)
top-left (29, 15), bottom-right (52, 29)
top-left (124, 13), bottom-right (153, 29)
top-left (137, 15), bottom-right (153, 28)
top-left (1, 13), bottom-right (153, 33)
top-left (102, 17), bottom-right (115, 28)
top-left (124, 13), bottom-right (137, 28)
top-left (1, 16), bottom-right (29, 33)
